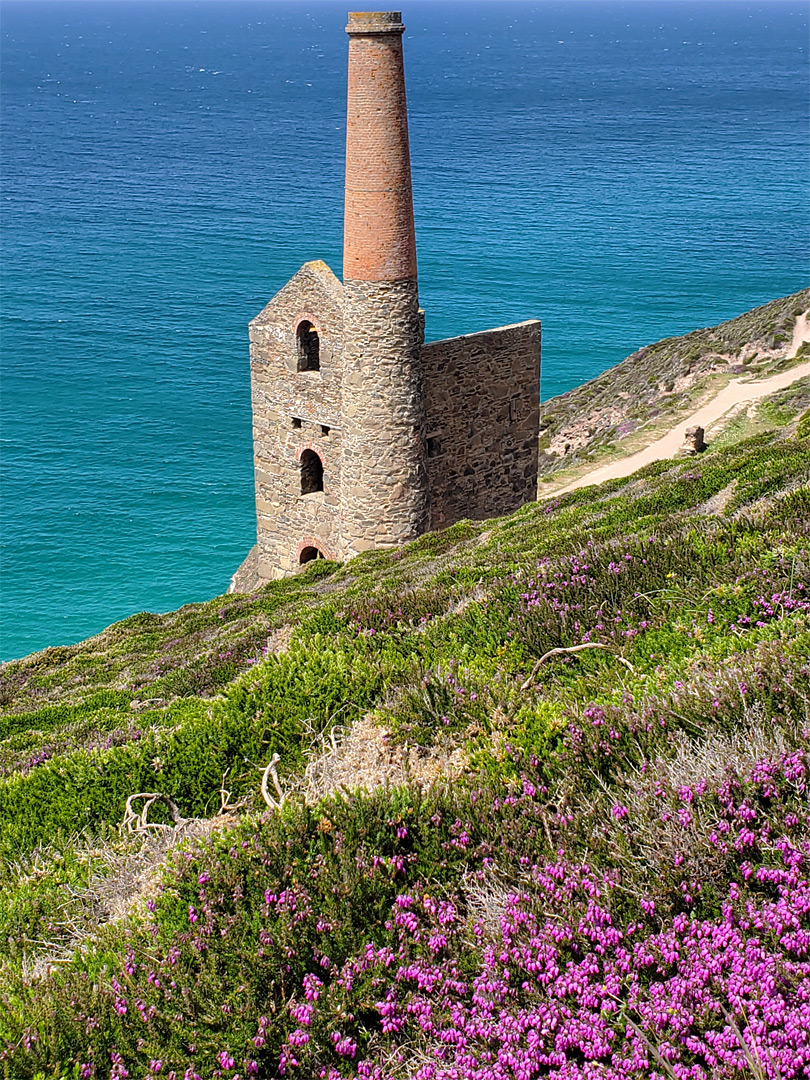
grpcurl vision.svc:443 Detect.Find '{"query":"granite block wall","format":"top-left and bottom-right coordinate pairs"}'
top-left (248, 260), bottom-right (345, 577)
top-left (339, 278), bottom-right (430, 555)
top-left (422, 320), bottom-right (541, 530)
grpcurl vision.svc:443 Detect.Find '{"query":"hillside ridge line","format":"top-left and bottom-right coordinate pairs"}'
top-left (554, 315), bottom-right (810, 495)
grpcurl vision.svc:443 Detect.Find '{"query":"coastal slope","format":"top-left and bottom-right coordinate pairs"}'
top-left (538, 288), bottom-right (810, 487)
top-left (1, 293), bottom-right (809, 1079)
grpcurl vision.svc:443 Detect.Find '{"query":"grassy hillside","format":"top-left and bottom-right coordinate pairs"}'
top-left (2, 417), bottom-right (809, 1078)
top-left (2, 298), bottom-right (810, 1078)
top-left (538, 288), bottom-right (810, 479)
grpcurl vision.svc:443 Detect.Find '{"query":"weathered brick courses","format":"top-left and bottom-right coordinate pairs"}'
top-left (343, 12), bottom-right (417, 282)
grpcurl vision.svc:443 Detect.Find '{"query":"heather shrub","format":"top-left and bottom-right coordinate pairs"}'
top-left (1, 786), bottom-right (471, 1078)
top-left (0, 839), bottom-right (109, 969)
top-left (4, 713), bottom-right (809, 1077)
top-left (332, 861), bottom-right (810, 1080)
top-left (559, 638), bottom-right (810, 788)
top-left (3, 426), bottom-right (810, 1078)
top-left (384, 663), bottom-right (496, 746)
top-left (248, 726), bottom-right (809, 1079)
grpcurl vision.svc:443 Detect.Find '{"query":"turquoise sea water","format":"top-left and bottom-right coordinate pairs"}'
top-left (1, 0), bottom-right (808, 662)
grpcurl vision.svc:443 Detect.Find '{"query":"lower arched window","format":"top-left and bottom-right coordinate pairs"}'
top-left (300, 449), bottom-right (324, 495)
top-left (300, 546), bottom-right (324, 564)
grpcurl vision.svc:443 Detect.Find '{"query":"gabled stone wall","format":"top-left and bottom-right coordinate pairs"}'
top-left (246, 283), bottom-right (541, 582)
top-left (249, 261), bottom-right (345, 577)
top-left (422, 321), bottom-right (541, 531)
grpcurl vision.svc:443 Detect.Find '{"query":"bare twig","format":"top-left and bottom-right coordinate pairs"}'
top-left (260, 753), bottom-right (285, 810)
top-left (539, 808), bottom-right (554, 850)
top-left (219, 769), bottom-right (249, 815)
top-left (121, 793), bottom-right (186, 835)
top-left (520, 643), bottom-right (634, 691)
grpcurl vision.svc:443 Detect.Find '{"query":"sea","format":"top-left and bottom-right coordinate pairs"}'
top-left (1, 0), bottom-right (808, 662)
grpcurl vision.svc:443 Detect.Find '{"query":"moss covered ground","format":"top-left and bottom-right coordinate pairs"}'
top-left (1, 392), bottom-right (810, 1078)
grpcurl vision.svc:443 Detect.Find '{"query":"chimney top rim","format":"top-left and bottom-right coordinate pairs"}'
top-left (346, 11), bottom-right (404, 35)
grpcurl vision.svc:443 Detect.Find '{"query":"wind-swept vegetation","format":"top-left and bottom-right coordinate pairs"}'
top-left (1, 407), bottom-right (809, 1079)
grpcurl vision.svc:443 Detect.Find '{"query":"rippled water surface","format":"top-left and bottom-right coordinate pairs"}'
top-left (2, 0), bottom-right (808, 660)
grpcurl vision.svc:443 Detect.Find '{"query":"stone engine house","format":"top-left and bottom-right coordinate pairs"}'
top-left (247, 11), bottom-right (541, 581)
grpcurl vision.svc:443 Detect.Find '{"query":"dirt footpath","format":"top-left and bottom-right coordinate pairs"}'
top-left (553, 317), bottom-right (810, 496)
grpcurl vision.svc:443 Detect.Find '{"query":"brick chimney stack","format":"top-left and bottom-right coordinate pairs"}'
top-left (343, 11), bottom-right (417, 282)
top-left (339, 11), bottom-right (430, 555)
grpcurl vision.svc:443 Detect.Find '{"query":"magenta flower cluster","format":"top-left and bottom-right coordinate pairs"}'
top-left (329, 870), bottom-right (809, 1080)
top-left (278, 749), bottom-right (809, 1080)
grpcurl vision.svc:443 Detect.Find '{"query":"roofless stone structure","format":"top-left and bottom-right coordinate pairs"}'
top-left (240, 11), bottom-right (541, 583)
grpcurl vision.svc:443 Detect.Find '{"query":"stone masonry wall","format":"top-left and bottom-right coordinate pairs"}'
top-left (339, 278), bottom-right (430, 555)
top-left (249, 261), bottom-right (345, 577)
top-left (422, 321), bottom-right (541, 530)
top-left (247, 266), bottom-right (540, 575)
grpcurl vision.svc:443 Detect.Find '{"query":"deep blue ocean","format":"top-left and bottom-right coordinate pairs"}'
top-left (1, 1), bottom-right (808, 662)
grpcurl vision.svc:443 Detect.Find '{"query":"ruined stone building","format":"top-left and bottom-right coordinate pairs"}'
top-left (243, 11), bottom-right (541, 583)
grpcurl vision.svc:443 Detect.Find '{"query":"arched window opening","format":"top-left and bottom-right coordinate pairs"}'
top-left (300, 449), bottom-right (324, 495)
top-left (296, 321), bottom-right (320, 372)
top-left (300, 545), bottom-right (324, 565)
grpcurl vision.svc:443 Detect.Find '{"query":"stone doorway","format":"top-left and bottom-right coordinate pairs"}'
top-left (299, 545), bottom-right (324, 564)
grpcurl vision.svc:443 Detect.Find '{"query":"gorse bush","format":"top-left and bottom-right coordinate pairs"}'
top-left (0, 639), bottom-right (409, 864)
top-left (1, 424), bottom-right (809, 1079)
top-left (216, 635), bottom-right (395, 766)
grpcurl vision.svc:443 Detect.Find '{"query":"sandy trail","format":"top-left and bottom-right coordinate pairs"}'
top-left (554, 314), bottom-right (810, 496)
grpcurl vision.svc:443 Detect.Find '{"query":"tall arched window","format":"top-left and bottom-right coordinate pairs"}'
top-left (296, 321), bottom-right (320, 372)
top-left (300, 449), bottom-right (324, 494)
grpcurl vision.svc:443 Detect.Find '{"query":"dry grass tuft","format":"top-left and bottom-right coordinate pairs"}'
top-left (298, 712), bottom-right (468, 805)
top-left (263, 623), bottom-right (293, 656)
top-left (654, 714), bottom-right (790, 791)
top-left (20, 818), bottom-right (231, 982)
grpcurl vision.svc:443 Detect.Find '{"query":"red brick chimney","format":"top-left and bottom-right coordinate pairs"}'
top-left (343, 11), bottom-right (417, 282)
